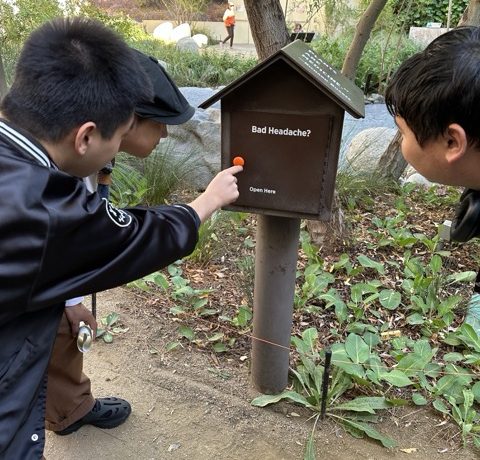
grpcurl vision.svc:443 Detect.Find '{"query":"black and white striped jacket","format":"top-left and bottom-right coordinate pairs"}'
top-left (0, 118), bottom-right (200, 459)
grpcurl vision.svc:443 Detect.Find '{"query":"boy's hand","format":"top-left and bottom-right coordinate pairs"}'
top-left (65, 303), bottom-right (97, 338)
top-left (189, 165), bottom-right (243, 223)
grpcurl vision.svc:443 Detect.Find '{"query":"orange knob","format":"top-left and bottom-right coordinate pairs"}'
top-left (233, 156), bottom-right (245, 166)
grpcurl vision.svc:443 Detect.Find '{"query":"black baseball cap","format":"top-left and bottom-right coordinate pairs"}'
top-left (133, 49), bottom-right (195, 125)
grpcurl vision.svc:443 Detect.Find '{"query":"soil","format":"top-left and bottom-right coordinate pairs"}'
top-left (43, 185), bottom-right (480, 460)
top-left (45, 230), bottom-right (479, 460)
top-left (44, 285), bottom-right (479, 460)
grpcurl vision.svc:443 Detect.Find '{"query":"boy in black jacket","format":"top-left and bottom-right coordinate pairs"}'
top-left (0, 17), bottom-right (241, 459)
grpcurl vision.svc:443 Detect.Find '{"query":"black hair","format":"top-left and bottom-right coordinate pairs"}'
top-left (385, 26), bottom-right (480, 148)
top-left (1, 17), bottom-right (152, 141)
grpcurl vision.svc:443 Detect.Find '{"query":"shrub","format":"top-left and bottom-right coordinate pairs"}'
top-left (132, 140), bottom-right (198, 206)
top-left (129, 38), bottom-right (257, 87)
top-left (311, 30), bottom-right (421, 93)
top-left (112, 139), bottom-right (199, 207)
top-left (391, 0), bottom-right (469, 30)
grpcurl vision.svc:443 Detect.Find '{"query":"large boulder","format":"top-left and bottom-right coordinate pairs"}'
top-left (167, 107), bottom-right (221, 189)
top-left (153, 22), bottom-right (174, 43)
top-left (402, 165), bottom-right (433, 187)
top-left (180, 87), bottom-right (222, 109)
top-left (192, 34), bottom-right (209, 48)
top-left (171, 23), bottom-right (191, 43)
top-left (343, 127), bottom-right (397, 173)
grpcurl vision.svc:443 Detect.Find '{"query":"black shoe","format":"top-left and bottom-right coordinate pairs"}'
top-left (54, 397), bottom-right (131, 436)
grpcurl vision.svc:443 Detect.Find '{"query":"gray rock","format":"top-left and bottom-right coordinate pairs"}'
top-left (180, 87), bottom-right (222, 109)
top-left (365, 93), bottom-right (385, 104)
top-left (176, 37), bottom-right (200, 53)
top-left (168, 108), bottom-right (221, 189)
top-left (341, 103), bottom-right (395, 157)
top-left (402, 165), bottom-right (433, 187)
top-left (343, 127), bottom-right (397, 173)
top-left (403, 173), bottom-right (434, 187)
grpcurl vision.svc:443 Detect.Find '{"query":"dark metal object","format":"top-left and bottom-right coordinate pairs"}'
top-left (321, 348), bottom-right (332, 420)
top-left (91, 292), bottom-right (96, 319)
top-left (90, 181), bottom-right (109, 320)
top-left (251, 215), bottom-right (300, 394)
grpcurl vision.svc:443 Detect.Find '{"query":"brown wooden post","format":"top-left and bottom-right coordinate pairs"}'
top-left (251, 215), bottom-right (300, 393)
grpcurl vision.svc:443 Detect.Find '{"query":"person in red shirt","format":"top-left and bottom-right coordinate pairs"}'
top-left (221, 2), bottom-right (236, 48)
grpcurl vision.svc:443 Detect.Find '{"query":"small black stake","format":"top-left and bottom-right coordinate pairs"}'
top-left (320, 348), bottom-right (332, 420)
top-left (91, 293), bottom-right (97, 319)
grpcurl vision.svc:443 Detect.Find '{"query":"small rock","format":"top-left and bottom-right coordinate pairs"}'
top-left (168, 443), bottom-right (181, 452)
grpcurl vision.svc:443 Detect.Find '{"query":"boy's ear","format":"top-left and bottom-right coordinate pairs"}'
top-left (74, 122), bottom-right (97, 156)
top-left (445, 123), bottom-right (468, 164)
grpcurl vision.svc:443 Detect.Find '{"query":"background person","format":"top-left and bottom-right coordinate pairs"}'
top-left (293, 23), bottom-right (303, 33)
top-left (221, 2), bottom-right (235, 48)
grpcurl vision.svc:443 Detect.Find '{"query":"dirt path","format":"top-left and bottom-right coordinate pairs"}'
top-left (44, 288), bottom-right (478, 460)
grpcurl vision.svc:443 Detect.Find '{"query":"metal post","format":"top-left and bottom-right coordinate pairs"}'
top-left (321, 348), bottom-right (332, 419)
top-left (91, 292), bottom-right (97, 319)
top-left (251, 214), bottom-right (300, 394)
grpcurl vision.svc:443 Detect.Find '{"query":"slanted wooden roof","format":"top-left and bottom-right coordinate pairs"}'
top-left (199, 40), bottom-right (365, 119)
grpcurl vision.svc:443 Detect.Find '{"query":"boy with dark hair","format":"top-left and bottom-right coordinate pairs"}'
top-left (0, 17), bottom-right (241, 459)
top-left (45, 50), bottom-right (198, 436)
top-left (2, 17), bottom-right (150, 147)
top-left (385, 26), bottom-right (480, 191)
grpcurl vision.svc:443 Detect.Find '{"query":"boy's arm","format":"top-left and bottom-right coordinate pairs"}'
top-left (26, 166), bottom-right (241, 312)
top-left (188, 165), bottom-right (242, 223)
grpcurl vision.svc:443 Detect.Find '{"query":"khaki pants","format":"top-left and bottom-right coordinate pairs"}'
top-left (45, 311), bottom-right (95, 432)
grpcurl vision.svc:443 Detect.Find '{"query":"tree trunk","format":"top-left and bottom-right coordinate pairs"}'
top-left (458, 0), bottom-right (480, 26)
top-left (0, 52), bottom-right (7, 101)
top-left (307, 0), bottom-right (388, 245)
top-left (242, 1), bottom-right (391, 245)
top-left (374, 131), bottom-right (406, 180)
top-left (341, 0), bottom-right (388, 80)
top-left (243, 0), bottom-right (290, 60)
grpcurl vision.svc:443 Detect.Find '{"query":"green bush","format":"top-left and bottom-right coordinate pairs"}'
top-left (132, 140), bottom-right (198, 206)
top-left (0, 0), bottom-right (150, 85)
top-left (311, 30), bottom-right (421, 94)
top-left (77, 3), bottom-right (150, 42)
top-left (391, 0), bottom-right (468, 29)
top-left (109, 158), bottom-right (149, 208)
top-left (112, 139), bottom-right (198, 207)
top-left (0, 0), bottom-right (63, 85)
top-left (129, 38), bottom-right (257, 87)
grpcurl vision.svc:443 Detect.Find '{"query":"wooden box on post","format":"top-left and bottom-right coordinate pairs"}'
top-left (200, 40), bottom-right (365, 395)
top-left (200, 39), bottom-right (365, 221)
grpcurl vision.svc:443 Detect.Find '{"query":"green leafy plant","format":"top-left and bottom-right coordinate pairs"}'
top-left (391, 0), bottom-right (469, 30)
top-left (236, 254), bottom-right (255, 307)
top-left (252, 328), bottom-right (405, 455)
top-left (109, 158), bottom-right (149, 207)
top-left (311, 30), bottom-right (421, 93)
top-left (434, 390), bottom-right (480, 448)
top-left (133, 140), bottom-right (199, 206)
top-left (96, 312), bottom-right (128, 343)
top-left (187, 211), bottom-right (228, 266)
top-left (130, 39), bottom-right (257, 87)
